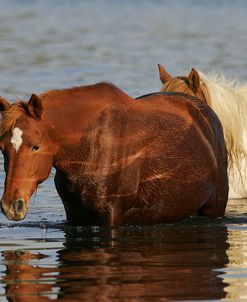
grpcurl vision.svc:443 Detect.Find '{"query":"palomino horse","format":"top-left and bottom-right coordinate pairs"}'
top-left (158, 64), bottom-right (247, 199)
top-left (0, 83), bottom-right (228, 225)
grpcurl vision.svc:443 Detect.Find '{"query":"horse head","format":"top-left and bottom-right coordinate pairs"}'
top-left (0, 94), bottom-right (55, 220)
top-left (158, 64), bottom-right (208, 104)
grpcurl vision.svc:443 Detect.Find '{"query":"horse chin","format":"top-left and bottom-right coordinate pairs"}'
top-left (1, 199), bottom-right (29, 221)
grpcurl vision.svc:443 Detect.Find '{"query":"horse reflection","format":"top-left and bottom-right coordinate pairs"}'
top-left (2, 224), bottom-right (230, 301)
top-left (2, 250), bottom-right (57, 301)
top-left (57, 225), bottom-right (229, 301)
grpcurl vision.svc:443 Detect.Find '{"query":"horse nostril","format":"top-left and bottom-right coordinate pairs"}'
top-left (14, 199), bottom-right (25, 213)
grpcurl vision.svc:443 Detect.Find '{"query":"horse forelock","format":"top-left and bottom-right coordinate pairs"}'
top-left (0, 102), bottom-right (27, 137)
top-left (198, 71), bottom-right (247, 172)
top-left (161, 77), bottom-right (192, 95)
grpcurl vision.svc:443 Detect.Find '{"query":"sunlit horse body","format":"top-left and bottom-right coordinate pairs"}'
top-left (0, 83), bottom-right (228, 225)
top-left (158, 64), bottom-right (247, 199)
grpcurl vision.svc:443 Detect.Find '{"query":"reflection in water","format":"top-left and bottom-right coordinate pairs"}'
top-left (2, 223), bottom-right (229, 301)
top-left (3, 251), bottom-right (58, 301)
top-left (224, 227), bottom-right (247, 300)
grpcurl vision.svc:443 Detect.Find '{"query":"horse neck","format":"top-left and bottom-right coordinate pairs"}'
top-left (199, 72), bottom-right (247, 168)
top-left (41, 83), bottom-right (133, 168)
top-left (42, 83), bottom-right (131, 130)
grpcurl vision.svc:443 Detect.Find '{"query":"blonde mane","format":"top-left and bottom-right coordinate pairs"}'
top-left (198, 72), bottom-right (247, 167)
top-left (197, 72), bottom-right (247, 197)
top-left (0, 102), bottom-right (26, 137)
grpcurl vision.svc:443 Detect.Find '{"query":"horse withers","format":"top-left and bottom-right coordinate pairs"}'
top-left (0, 83), bottom-right (228, 225)
top-left (158, 64), bottom-right (247, 198)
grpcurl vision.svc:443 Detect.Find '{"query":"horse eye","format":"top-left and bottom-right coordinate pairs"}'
top-left (32, 145), bottom-right (40, 152)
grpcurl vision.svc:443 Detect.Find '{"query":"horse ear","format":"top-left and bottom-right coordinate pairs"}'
top-left (188, 68), bottom-right (200, 92)
top-left (27, 94), bottom-right (43, 119)
top-left (0, 96), bottom-right (11, 113)
top-left (158, 64), bottom-right (172, 83)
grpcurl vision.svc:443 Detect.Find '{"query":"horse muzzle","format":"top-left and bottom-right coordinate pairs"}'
top-left (1, 199), bottom-right (28, 221)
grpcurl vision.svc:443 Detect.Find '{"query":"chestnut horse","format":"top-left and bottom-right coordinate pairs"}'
top-left (0, 83), bottom-right (228, 225)
top-left (158, 64), bottom-right (247, 199)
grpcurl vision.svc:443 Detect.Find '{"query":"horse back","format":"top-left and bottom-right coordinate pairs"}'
top-left (136, 92), bottom-right (225, 147)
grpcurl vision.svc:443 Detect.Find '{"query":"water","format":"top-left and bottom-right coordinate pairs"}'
top-left (0, 0), bottom-right (247, 300)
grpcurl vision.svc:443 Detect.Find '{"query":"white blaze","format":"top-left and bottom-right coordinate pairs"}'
top-left (11, 127), bottom-right (23, 152)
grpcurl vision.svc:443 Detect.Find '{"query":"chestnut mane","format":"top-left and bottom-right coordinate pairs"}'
top-left (0, 102), bottom-right (27, 137)
top-left (160, 76), bottom-right (193, 95)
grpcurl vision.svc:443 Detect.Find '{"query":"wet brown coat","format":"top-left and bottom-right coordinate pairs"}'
top-left (0, 83), bottom-right (228, 225)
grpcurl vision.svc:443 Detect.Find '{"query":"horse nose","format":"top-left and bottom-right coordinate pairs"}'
top-left (1, 198), bottom-right (27, 220)
top-left (13, 199), bottom-right (25, 213)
